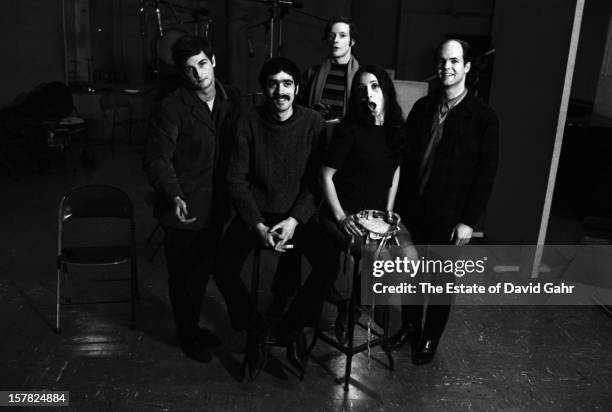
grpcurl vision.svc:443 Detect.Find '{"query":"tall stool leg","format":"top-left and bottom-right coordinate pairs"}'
top-left (383, 306), bottom-right (394, 370)
top-left (344, 252), bottom-right (360, 391)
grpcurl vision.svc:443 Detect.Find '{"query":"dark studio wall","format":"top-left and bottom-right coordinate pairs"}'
top-left (88, 0), bottom-right (224, 85)
top-left (486, 0), bottom-right (580, 243)
top-left (226, 0), bottom-right (352, 95)
top-left (570, 0), bottom-right (612, 104)
top-left (225, 0), bottom-right (496, 93)
top-left (0, 0), bottom-right (66, 107)
top-left (395, 0), bottom-right (495, 81)
top-left (88, 0), bottom-right (145, 84)
top-left (349, 0), bottom-right (401, 73)
top-left (0, 0), bottom-right (496, 101)
top-left (0, 0), bottom-right (593, 247)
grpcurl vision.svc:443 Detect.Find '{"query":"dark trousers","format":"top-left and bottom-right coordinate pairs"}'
top-left (269, 249), bottom-right (302, 298)
top-left (401, 295), bottom-right (452, 340)
top-left (271, 210), bottom-right (348, 304)
top-left (401, 225), bottom-right (454, 340)
top-left (164, 224), bottom-right (222, 341)
top-left (319, 211), bottom-right (357, 301)
top-left (214, 216), bottom-right (338, 336)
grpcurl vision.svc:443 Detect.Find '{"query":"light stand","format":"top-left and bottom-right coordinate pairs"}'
top-left (248, 0), bottom-right (327, 60)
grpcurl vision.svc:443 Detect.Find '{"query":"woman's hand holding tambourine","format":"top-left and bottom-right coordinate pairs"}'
top-left (338, 214), bottom-right (364, 237)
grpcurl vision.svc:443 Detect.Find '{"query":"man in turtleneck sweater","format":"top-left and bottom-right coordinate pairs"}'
top-left (271, 15), bottom-right (359, 324)
top-left (215, 57), bottom-right (337, 380)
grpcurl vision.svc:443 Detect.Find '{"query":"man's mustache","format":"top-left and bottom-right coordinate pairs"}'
top-left (272, 94), bottom-right (291, 100)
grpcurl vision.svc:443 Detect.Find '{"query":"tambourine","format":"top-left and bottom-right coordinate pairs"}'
top-left (352, 209), bottom-right (401, 242)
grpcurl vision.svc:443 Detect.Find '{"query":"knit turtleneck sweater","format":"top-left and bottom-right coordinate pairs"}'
top-left (226, 104), bottom-right (326, 228)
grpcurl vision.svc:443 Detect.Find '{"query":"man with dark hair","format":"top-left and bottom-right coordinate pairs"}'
top-left (301, 16), bottom-right (359, 119)
top-left (269, 15), bottom-right (359, 324)
top-left (215, 56), bottom-right (337, 380)
top-left (391, 39), bottom-right (499, 365)
top-left (143, 34), bottom-right (240, 362)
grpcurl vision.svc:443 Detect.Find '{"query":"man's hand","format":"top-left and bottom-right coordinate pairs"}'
top-left (254, 223), bottom-right (277, 248)
top-left (450, 223), bottom-right (473, 246)
top-left (270, 217), bottom-right (299, 252)
top-left (338, 214), bottom-right (363, 237)
top-left (312, 103), bottom-right (332, 119)
top-left (173, 196), bottom-right (197, 224)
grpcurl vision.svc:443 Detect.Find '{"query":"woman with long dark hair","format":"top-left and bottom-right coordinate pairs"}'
top-left (320, 64), bottom-right (408, 342)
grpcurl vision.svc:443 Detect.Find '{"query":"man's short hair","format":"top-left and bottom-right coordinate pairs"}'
top-left (434, 38), bottom-right (473, 65)
top-left (323, 16), bottom-right (358, 44)
top-left (172, 35), bottom-right (214, 68)
top-left (258, 57), bottom-right (301, 91)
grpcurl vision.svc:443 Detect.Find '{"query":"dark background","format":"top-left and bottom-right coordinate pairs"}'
top-left (1, 0), bottom-right (612, 245)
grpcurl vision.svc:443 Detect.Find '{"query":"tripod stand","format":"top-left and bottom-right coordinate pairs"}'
top-left (248, 0), bottom-right (327, 60)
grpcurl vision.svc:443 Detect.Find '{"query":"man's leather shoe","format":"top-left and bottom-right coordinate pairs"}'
top-left (244, 334), bottom-right (268, 381)
top-left (412, 338), bottom-right (439, 365)
top-left (387, 324), bottom-right (421, 350)
top-left (180, 339), bottom-right (212, 363)
top-left (196, 327), bottom-right (221, 348)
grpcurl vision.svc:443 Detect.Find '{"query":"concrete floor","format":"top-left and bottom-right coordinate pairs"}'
top-left (1, 146), bottom-right (612, 411)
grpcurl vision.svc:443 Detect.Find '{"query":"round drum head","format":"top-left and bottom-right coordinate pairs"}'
top-left (354, 210), bottom-right (401, 240)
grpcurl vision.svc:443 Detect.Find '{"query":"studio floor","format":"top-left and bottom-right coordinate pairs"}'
top-left (1, 146), bottom-right (612, 411)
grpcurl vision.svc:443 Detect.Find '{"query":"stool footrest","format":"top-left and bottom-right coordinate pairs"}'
top-left (315, 329), bottom-right (391, 356)
top-left (355, 320), bottom-right (385, 338)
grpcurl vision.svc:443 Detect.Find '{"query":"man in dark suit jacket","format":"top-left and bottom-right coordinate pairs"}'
top-left (143, 35), bottom-right (240, 362)
top-left (391, 39), bottom-right (499, 365)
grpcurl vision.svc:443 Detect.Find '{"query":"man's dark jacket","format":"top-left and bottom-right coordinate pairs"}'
top-left (144, 80), bottom-right (241, 230)
top-left (397, 92), bottom-right (499, 241)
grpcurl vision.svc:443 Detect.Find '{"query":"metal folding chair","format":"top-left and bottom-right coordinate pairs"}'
top-left (55, 184), bottom-right (139, 332)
